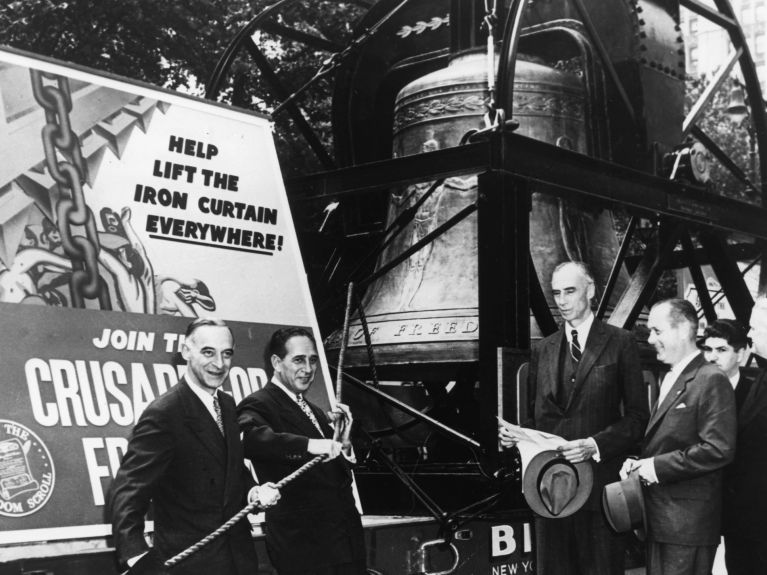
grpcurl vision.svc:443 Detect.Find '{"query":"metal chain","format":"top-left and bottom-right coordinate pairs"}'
top-left (164, 455), bottom-right (326, 569)
top-left (482, 0), bottom-right (502, 129)
top-left (30, 70), bottom-right (109, 308)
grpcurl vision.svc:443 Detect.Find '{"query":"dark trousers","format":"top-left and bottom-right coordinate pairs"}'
top-left (724, 535), bottom-right (767, 575)
top-left (535, 509), bottom-right (626, 575)
top-left (279, 559), bottom-right (367, 575)
top-left (646, 542), bottom-right (717, 575)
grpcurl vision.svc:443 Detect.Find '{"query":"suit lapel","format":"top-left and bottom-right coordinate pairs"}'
top-left (565, 320), bottom-right (609, 411)
top-left (645, 354), bottom-right (703, 436)
top-left (180, 379), bottom-right (227, 466)
top-left (542, 331), bottom-right (565, 409)
top-left (738, 369), bottom-right (767, 431)
top-left (265, 382), bottom-right (325, 438)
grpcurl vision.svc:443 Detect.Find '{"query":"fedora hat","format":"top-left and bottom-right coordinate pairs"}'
top-left (522, 450), bottom-right (593, 519)
top-left (602, 474), bottom-right (646, 540)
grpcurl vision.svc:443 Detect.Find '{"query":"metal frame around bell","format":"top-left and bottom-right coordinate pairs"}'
top-left (212, 0), bottom-right (767, 474)
top-left (286, 129), bottom-right (767, 449)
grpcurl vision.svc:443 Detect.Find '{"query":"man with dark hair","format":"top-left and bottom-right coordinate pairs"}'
top-left (237, 327), bottom-right (366, 575)
top-left (622, 298), bottom-right (736, 575)
top-left (109, 317), bottom-right (280, 575)
top-left (721, 298), bottom-right (767, 574)
top-left (700, 318), bottom-right (748, 386)
top-left (500, 261), bottom-right (648, 575)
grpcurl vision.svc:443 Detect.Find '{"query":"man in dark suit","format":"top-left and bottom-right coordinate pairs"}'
top-left (622, 299), bottom-right (736, 575)
top-left (716, 299), bottom-right (767, 574)
top-left (500, 261), bottom-right (648, 575)
top-left (237, 327), bottom-right (366, 575)
top-left (109, 318), bottom-right (280, 575)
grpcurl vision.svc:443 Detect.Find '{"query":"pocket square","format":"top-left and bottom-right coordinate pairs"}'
top-left (675, 403), bottom-right (687, 409)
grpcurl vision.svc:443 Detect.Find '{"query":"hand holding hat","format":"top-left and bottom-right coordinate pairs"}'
top-left (619, 457), bottom-right (658, 485)
top-left (557, 438), bottom-right (598, 463)
top-left (523, 450), bottom-right (593, 519)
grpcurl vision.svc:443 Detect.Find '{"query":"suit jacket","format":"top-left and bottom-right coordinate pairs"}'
top-left (237, 382), bottom-right (365, 572)
top-left (108, 379), bottom-right (257, 575)
top-left (722, 367), bottom-right (767, 542)
top-left (527, 319), bottom-right (649, 509)
top-left (640, 354), bottom-right (736, 546)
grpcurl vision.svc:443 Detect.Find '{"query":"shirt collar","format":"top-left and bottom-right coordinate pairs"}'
top-left (669, 350), bottom-right (701, 377)
top-left (186, 377), bottom-right (219, 410)
top-left (566, 312), bottom-right (595, 345)
top-left (271, 376), bottom-right (301, 404)
top-left (729, 370), bottom-right (740, 389)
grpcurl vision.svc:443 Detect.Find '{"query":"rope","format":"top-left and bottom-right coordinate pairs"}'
top-left (481, 0), bottom-right (500, 128)
top-left (335, 282), bottom-right (355, 405)
top-left (164, 455), bottom-right (326, 568)
top-left (354, 290), bottom-right (379, 387)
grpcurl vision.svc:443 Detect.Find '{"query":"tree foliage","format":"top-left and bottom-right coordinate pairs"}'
top-left (685, 74), bottom-right (761, 203)
top-left (0, 0), bottom-right (366, 174)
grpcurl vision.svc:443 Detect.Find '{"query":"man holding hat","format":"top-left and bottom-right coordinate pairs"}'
top-left (717, 298), bottom-right (767, 574)
top-left (622, 298), bottom-right (736, 575)
top-left (501, 261), bottom-right (648, 575)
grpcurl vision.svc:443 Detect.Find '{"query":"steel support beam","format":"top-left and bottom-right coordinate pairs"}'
top-left (699, 232), bottom-right (755, 325)
top-left (286, 133), bottom-right (767, 241)
top-left (597, 216), bottom-right (637, 319)
top-left (608, 222), bottom-right (685, 329)
top-left (477, 171), bottom-right (531, 451)
top-left (681, 230), bottom-right (717, 323)
top-left (530, 252), bottom-right (557, 337)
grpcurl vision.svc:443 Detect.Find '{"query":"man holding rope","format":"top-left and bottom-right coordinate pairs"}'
top-left (109, 317), bottom-right (280, 574)
top-left (237, 327), bottom-right (366, 575)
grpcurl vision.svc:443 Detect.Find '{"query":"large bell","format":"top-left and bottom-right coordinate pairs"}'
top-left (329, 52), bottom-right (627, 377)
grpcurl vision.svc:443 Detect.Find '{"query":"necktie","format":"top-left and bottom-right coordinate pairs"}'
top-left (570, 329), bottom-right (582, 362)
top-left (296, 394), bottom-right (324, 436)
top-left (656, 371), bottom-right (675, 409)
top-left (212, 394), bottom-right (225, 436)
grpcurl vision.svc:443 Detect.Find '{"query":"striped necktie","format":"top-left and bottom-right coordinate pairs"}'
top-left (212, 394), bottom-right (225, 436)
top-left (570, 329), bottom-right (582, 362)
top-left (296, 394), bottom-right (324, 436)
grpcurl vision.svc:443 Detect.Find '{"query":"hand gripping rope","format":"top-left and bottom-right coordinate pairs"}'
top-left (163, 454), bottom-right (326, 569)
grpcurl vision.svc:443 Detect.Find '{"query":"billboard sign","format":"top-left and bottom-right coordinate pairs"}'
top-left (0, 47), bottom-right (329, 544)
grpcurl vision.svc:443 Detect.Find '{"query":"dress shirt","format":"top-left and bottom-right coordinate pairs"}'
top-left (565, 311), bottom-right (595, 348)
top-left (645, 350), bottom-right (701, 484)
top-left (657, 350), bottom-right (700, 406)
top-left (729, 371), bottom-right (740, 390)
top-left (187, 379), bottom-right (224, 427)
top-left (271, 377), bottom-right (355, 462)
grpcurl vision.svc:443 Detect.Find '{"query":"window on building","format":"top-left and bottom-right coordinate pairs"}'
top-left (689, 46), bottom-right (699, 69)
